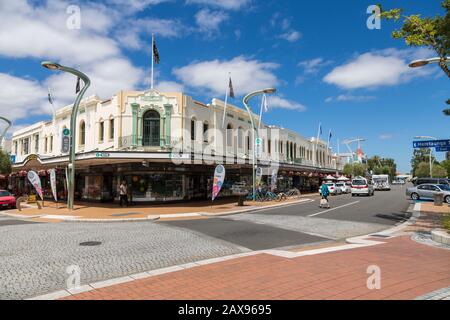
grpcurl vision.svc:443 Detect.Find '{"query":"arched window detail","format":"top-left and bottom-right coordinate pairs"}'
top-left (79, 121), bottom-right (86, 146)
top-left (237, 127), bottom-right (243, 149)
top-left (226, 124), bottom-right (233, 147)
top-left (142, 110), bottom-right (160, 147)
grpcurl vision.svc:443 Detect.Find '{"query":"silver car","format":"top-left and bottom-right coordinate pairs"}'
top-left (406, 184), bottom-right (450, 203)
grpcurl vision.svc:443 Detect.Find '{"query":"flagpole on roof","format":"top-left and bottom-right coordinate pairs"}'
top-left (258, 94), bottom-right (267, 129)
top-left (151, 33), bottom-right (154, 90)
top-left (221, 72), bottom-right (232, 129)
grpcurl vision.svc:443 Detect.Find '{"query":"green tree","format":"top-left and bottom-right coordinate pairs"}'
top-left (343, 163), bottom-right (367, 177)
top-left (432, 164), bottom-right (448, 178)
top-left (411, 148), bottom-right (435, 176)
top-left (380, 0), bottom-right (450, 77)
top-left (441, 160), bottom-right (450, 176)
top-left (0, 150), bottom-right (11, 174)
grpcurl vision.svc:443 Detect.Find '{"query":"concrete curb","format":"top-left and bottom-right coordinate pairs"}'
top-left (3, 198), bottom-right (315, 223)
top-left (431, 229), bottom-right (450, 245)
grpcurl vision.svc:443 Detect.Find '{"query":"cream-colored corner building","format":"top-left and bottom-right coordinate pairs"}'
top-left (10, 89), bottom-right (343, 203)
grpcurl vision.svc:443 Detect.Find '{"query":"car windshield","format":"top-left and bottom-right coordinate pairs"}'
top-left (352, 180), bottom-right (366, 185)
top-left (326, 183), bottom-right (334, 186)
top-left (336, 183), bottom-right (344, 186)
top-left (0, 191), bottom-right (11, 197)
top-left (438, 185), bottom-right (450, 191)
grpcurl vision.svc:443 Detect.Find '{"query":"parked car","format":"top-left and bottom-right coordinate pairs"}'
top-left (318, 182), bottom-right (342, 196)
top-left (351, 177), bottom-right (374, 196)
top-left (406, 184), bottom-right (450, 203)
top-left (392, 179), bottom-right (406, 185)
top-left (0, 190), bottom-right (16, 209)
top-left (412, 178), bottom-right (449, 186)
top-left (336, 182), bottom-right (351, 194)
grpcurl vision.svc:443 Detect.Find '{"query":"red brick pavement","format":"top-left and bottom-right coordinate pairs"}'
top-left (62, 236), bottom-right (450, 300)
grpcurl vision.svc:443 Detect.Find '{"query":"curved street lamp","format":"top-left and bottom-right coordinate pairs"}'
top-left (243, 88), bottom-right (276, 201)
top-left (41, 61), bottom-right (91, 211)
top-left (0, 116), bottom-right (12, 148)
top-left (409, 56), bottom-right (449, 68)
top-left (414, 136), bottom-right (436, 178)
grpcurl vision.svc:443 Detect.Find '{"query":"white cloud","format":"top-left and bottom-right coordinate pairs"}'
top-left (325, 94), bottom-right (376, 103)
top-left (173, 56), bottom-right (279, 96)
top-left (267, 96), bottom-right (306, 112)
top-left (379, 134), bottom-right (393, 140)
top-left (279, 30), bottom-right (301, 43)
top-left (298, 58), bottom-right (331, 74)
top-left (0, 0), bottom-right (146, 121)
top-left (0, 73), bottom-right (48, 121)
top-left (186, 0), bottom-right (251, 10)
top-left (156, 81), bottom-right (185, 92)
top-left (323, 49), bottom-right (435, 89)
top-left (195, 9), bottom-right (229, 34)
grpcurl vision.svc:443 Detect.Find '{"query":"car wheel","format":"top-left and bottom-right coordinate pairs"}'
top-left (411, 193), bottom-right (419, 201)
top-left (445, 196), bottom-right (450, 204)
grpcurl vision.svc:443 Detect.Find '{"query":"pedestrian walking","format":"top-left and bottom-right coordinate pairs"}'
top-left (119, 180), bottom-right (128, 207)
top-left (320, 181), bottom-right (330, 208)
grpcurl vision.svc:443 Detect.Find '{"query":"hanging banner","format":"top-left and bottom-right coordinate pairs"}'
top-left (212, 165), bottom-right (226, 201)
top-left (270, 169), bottom-right (278, 191)
top-left (27, 170), bottom-right (43, 200)
top-left (49, 169), bottom-right (58, 202)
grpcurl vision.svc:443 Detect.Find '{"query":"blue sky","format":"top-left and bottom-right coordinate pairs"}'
top-left (0, 0), bottom-right (448, 172)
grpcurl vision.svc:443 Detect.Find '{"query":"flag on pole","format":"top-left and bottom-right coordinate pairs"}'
top-left (47, 87), bottom-right (54, 105)
top-left (258, 94), bottom-right (268, 128)
top-left (75, 77), bottom-right (81, 94)
top-left (221, 76), bottom-right (234, 128)
top-left (328, 129), bottom-right (332, 145)
top-left (153, 37), bottom-right (160, 64)
top-left (319, 123), bottom-right (322, 136)
top-left (228, 77), bottom-right (235, 98)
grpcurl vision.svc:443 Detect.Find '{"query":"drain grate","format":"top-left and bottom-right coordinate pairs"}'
top-left (79, 241), bottom-right (102, 246)
top-left (371, 234), bottom-right (391, 238)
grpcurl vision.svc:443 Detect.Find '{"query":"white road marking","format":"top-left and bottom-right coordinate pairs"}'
top-left (308, 201), bottom-right (360, 217)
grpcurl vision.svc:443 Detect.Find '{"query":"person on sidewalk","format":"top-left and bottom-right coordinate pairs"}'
top-left (119, 181), bottom-right (128, 207)
top-left (320, 181), bottom-right (330, 208)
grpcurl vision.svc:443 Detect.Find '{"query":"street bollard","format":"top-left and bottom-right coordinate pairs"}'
top-left (434, 192), bottom-right (444, 206)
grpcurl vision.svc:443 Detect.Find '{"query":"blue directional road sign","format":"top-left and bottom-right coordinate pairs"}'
top-left (436, 146), bottom-right (450, 152)
top-left (413, 139), bottom-right (450, 149)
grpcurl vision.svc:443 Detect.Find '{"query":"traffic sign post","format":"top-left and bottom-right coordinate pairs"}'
top-left (413, 139), bottom-right (450, 149)
top-left (61, 128), bottom-right (70, 154)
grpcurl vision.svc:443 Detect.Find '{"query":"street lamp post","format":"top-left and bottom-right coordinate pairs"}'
top-left (415, 136), bottom-right (436, 178)
top-left (0, 117), bottom-right (12, 147)
top-left (242, 88), bottom-right (276, 201)
top-left (41, 61), bottom-right (90, 211)
top-left (409, 56), bottom-right (449, 68)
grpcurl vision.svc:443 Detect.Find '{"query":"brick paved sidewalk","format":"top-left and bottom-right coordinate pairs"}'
top-left (61, 236), bottom-right (450, 300)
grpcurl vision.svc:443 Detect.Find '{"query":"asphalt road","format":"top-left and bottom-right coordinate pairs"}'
top-left (162, 185), bottom-right (411, 249)
top-left (0, 185), bottom-right (410, 299)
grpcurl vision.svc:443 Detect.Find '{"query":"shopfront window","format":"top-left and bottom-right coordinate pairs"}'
top-left (127, 173), bottom-right (183, 201)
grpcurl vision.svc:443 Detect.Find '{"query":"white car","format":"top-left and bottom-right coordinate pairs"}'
top-left (319, 182), bottom-right (342, 196)
top-left (336, 182), bottom-right (351, 194)
top-left (351, 177), bottom-right (375, 196)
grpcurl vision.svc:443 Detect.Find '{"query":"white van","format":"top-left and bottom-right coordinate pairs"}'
top-left (351, 177), bottom-right (374, 196)
top-left (372, 174), bottom-right (391, 191)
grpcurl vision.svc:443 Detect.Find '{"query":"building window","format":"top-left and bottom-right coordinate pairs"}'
top-left (34, 135), bottom-right (39, 153)
top-left (191, 119), bottom-right (196, 141)
top-left (203, 122), bottom-right (209, 143)
top-left (109, 118), bottom-right (114, 140)
top-left (238, 127), bottom-right (243, 149)
top-left (226, 124), bottom-right (233, 147)
top-left (268, 139), bottom-right (271, 154)
top-left (49, 135), bottom-right (53, 153)
top-left (14, 141), bottom-right (18, 154)
top-left (44, 137), bottom-right (48, 153)
top-left (142, 110), bottom-right (160, 147)
top-left (23, 138), bottom-right (29, 155)
top-left (79, 121), bottom-right (86, 146)
top-left (99, 121), bottom-right (104, 142)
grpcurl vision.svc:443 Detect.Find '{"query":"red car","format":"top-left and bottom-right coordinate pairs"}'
top-left (0, 190), bottom-right (16, 209)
